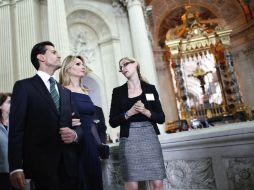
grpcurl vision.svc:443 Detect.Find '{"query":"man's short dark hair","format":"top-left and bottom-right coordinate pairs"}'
top-left (30, 41), bottom-right (55, 70)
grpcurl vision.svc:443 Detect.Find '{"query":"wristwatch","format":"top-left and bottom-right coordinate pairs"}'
top-left (124, 112), bottom-right (129, 119)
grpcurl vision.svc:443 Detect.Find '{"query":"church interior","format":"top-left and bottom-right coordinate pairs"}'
top-left (1, 0), bottom-right (254, 189)
top-left (146, 0), bottom-right (254, 132)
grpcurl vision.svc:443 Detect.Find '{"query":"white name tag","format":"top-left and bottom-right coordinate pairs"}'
top-left (145, 93), bottom-right (155, 101)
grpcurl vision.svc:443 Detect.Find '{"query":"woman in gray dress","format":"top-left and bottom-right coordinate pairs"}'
top-left (109, 57), bottom-right (166, 190)
top-left (0, 93), bottom-right (12, 190)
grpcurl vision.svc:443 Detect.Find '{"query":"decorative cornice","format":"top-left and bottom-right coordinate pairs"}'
top-left (166, 29), bottom-right (232, 57)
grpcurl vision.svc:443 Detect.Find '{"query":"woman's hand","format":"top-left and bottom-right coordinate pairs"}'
top-left (126, 103), bottom-right (139, 118)
top-left (134, 100), bottom-right (151, 118)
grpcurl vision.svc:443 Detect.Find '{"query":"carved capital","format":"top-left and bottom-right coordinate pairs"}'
top-left (118, 0), bottom-right (144, 7)
top-left (112, 0), bottom-right (127, 15)
top-left (0, 0), bottom-right (11, 6)
top-left (118, 0), bottom-right (127, 7)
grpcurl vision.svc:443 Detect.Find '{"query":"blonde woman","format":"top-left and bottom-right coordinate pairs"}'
top-left (59, 55), bottom-right (103, 190)
top-left (109, 57), bottom-right (166, 190)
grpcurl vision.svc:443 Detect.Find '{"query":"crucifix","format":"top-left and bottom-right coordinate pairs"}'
top-left (188, 62), bottom-right (212, 95)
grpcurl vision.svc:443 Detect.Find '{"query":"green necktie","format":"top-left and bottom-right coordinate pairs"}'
top-left (49, 77), bottom-right (60, 111)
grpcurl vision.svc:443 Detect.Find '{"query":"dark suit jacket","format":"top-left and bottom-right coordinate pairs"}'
top-left (93, 106), bottom-right (107, 144)
top-left (8, 75), bottom-right (82, 178)
top-left (109, 81), bottom-right (165, 138)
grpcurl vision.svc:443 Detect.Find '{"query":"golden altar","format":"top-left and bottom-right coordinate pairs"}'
top-left (164, 8), bottom-right (251, 131)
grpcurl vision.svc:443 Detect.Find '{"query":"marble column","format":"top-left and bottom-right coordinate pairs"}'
top-left (47, 0), bottom-right (70, 58)
top-left (15, 0), bottom-right (39, 79)
top-left (0, 1), bottom-right (14, 91)
top-left (112, 1), bottom-right (134, 85)
top-left (123, 0), bottom-right (158, 86)
top-left (98, 40), bottom-right (120, 142)
top-left (39, 0), bottom-right (49, 40)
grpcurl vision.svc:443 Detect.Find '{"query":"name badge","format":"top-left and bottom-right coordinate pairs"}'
top-left (145, 93), bottom-right (155, 101)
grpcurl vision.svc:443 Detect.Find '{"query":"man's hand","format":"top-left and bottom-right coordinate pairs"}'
top-left (10, 171), bottom-right (26, 189)
top-left (59, 127), bottom-right (76, 144)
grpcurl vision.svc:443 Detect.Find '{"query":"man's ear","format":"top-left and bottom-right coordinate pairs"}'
top-left (37, 54), bottom-right (44, 62)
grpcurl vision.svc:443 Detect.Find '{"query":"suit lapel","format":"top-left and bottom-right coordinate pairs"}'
top-left (141, 81), bottom-right (148, 93)
top-left (123, 82), bottom-right (128, 97)
top-left (31, 75), bottom-right (59, 115)
top-left (58, 83), bottom-right (67, 115)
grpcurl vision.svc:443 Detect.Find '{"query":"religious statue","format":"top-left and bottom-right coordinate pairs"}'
top-left (71, 30), bottom-right (95, 65)
top-left (188, 62), bottom-right (212, 95)
top-left (210, 37), bottom-right (226, 65)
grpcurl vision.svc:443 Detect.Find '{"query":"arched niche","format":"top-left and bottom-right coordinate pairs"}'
top-left (66, 7), bottom-right (116, 124)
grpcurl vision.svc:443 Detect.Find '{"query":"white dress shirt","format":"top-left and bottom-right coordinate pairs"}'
top-left (37, 70), bottom-right (59, 94)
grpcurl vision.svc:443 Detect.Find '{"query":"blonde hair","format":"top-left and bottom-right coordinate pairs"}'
top-left (119, 57), bottom-right (147, 82)
top-left (59, 55), bottom-right (89, 92)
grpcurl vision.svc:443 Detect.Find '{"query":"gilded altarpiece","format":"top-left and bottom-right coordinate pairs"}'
top-left (165, 24), bottom-right (249, 124)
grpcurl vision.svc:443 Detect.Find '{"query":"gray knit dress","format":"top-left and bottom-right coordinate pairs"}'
top-left (119, 121), bottom-right (166, 181)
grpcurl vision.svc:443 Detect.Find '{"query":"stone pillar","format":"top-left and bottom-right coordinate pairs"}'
top-left (0, 1), bottom-right (14, 91)
top-left (15, 0), bottom-right (39, 79)
top-left (123, 0), bottom-right (158, 86)
top-left (40, 0), bottom-right (49, 40)
top-left (112, 1), bottom-right (134, 85)
top-left (47, 0), bottom-right (69, 58)
top-left (99, 40), bottom-right (120, 142)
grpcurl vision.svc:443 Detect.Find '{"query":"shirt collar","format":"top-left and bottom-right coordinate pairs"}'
top-left (37, 70), bottom-right (56, 83)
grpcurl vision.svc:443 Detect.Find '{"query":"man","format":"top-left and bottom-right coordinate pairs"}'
top-left (8, 41), bottom-right (82, 190)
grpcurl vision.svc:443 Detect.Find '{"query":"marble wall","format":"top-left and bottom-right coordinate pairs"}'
top-left (103, 121), bottom-right (254, 190)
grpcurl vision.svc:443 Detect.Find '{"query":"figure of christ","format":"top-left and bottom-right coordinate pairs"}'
top-left (188, 62), bottom-right (212, 95)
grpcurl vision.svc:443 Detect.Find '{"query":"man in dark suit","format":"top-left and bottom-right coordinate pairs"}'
top-left (8, 41), bottom-right (82, 190)
top-left (93, 106), bottom-right (107, 144)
